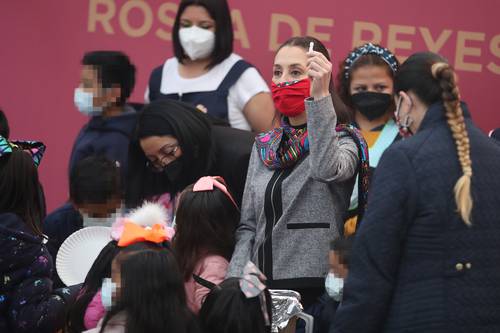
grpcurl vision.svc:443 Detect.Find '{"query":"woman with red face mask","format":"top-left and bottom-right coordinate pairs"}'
top-left (227, 36), bottom-right (366, 310)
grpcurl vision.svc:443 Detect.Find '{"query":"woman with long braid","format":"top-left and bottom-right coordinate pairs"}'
top-left (331, 52), bottom-right (500, 332)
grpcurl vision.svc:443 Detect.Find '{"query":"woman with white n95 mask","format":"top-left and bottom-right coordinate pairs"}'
top-left (145, 0), bottom-right (277, 132)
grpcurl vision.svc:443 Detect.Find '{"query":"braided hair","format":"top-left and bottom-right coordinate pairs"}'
top-left (395, 52), bottom-right (473, 225)
top-left (431, 62), bottom-right (473, 225)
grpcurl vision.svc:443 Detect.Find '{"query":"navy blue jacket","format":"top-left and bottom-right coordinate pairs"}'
top-left (42, 203), bottom-right (83, 288)
top-left (332, 103), bottom-right (500, 332)
top-left (68, 106), bottom-right (137, 185)
top-left (0, 213), bottom-right (71, 333)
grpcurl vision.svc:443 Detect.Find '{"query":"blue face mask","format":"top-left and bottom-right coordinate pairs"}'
top-left (325, 272), bottom-right (344, 302)
top-left (74, 88), bottom-right (103, 116)
top-left (101, 278), bottom-right (117, 310)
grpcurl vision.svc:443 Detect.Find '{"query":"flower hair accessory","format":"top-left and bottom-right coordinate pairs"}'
top-left (344, 43), bottom-right (399, 79)
top-left (193, 176), bottom-right (238, 208)
top-left (239, 261), bottom-right (271, 326)
top-left (0, 135), bottom-right (46, 167)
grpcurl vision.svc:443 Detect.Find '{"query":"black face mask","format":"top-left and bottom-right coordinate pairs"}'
top-left (351, 92), bottom-right (392, 121)
top-left (162, 159), bottom-right (184, 184)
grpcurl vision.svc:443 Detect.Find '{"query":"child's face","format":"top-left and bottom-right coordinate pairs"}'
top-left (329, 250), bottom-right (349, 279)
top-left (77, 197), bottom-right (121, 218)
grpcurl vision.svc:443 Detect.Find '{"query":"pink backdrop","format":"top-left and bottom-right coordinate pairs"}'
top-left (1, 0), bottom-right (499, 211)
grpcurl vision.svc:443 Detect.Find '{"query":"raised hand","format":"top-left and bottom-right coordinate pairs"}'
top-left (307, 50), bottom-right (332, 100)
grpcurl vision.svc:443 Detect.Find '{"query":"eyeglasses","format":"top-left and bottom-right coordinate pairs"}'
top-left (146, 143), bottom-right (179, 171)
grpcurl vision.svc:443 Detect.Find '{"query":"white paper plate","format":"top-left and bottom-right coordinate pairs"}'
top-left (56, 226), bottom-right (112, 286)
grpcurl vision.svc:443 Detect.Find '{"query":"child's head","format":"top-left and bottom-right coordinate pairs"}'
top-left (0, 141), bottom-right (45, 235)
top-left (66, 240), bottom-right (168, 333)
top-left (325, 237), bottom-right (353, 302)
top-left (70, 155), bottom-right (121, 221)
top-left (329, 237), bottom-right (353, 278)
top-left (199, 277), bottom-right (272, 333)
top-left (337, 43), bottom-right (399, 121)
top-left (174, 176), bottom-right (240, 280)
top-left (103, 247), bottom-right (195, 333)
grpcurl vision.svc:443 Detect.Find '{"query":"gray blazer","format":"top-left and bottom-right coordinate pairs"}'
top-left (227, 96), bottom-right (359, 289)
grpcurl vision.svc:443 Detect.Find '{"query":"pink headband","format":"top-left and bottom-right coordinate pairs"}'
top-left (193, 176), bottom-right (238, 208)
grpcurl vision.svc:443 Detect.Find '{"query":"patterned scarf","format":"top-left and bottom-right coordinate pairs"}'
top-left (336, 124), bottom-right (370, 223)
top-left (255, 120), bottom-right (309, 170)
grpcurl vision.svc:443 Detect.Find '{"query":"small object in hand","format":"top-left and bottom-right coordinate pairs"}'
top-left (309, 42), bottom-right (314, 53)
top-left (196, 104), bottom-right (208, 114)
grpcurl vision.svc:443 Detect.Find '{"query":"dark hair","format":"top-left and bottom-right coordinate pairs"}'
top-left (394, 52), bottom-right (448, 106)
top-left (330, 236), bottom-right (354, 266)
top-left (82, 51), bottom-right (136, 106)
top-left (0, 149), bottom-right (44, 235)
top-left (66, 241), bottom-right (169, 333)
top-left (70, 155), bottom-right (121, 206)
top-left (173, 179), bottom-right (239, 281)
top-left (395, 52), bottom-right (473, 225)
top-left (199, 277), bottom-right (272, 333)
top-left (0, 109), bottom-right (9, 139)
top-left (100, 248), bottom-right (199, 333)
top-left (126, 100), bottom-right (214, 208)
top-left (277, 36), bottom-right (351, 125)
top-left (337, 45), bottom-right (400, 114)
top-left (172, 0), bottom-right (233, 69)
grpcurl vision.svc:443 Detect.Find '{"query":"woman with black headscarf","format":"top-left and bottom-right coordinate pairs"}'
top-left (126, 99), bottom-right (254, 223)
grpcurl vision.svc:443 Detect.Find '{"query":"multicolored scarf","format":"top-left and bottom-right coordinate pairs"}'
top-left (255, 122), bottom-right (369, 224)
top-left (255, 120), bottom-right (308, 170)
top-left (336, 124), bottom-right (370, 223)
top-left (0, 135), bottom-right (46, 167)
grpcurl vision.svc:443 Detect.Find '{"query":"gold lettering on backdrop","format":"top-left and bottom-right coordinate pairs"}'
top-left (387, 24), bottom-right (416, 62)
top-left (306, 17), bottom-right (334, 46)
top-left (88, 0), bottom-right (116, 34)
top-left (232, 9), bottom-right (251, 49)
top-left (455, 31), bottom-right (485, 72)
top-left (352, 21), bottom-right (382, 47)
top-left (85, 3), bottom-right (500, 76)
top-left (156, 2), bottom-right (178, 41)
top-left (269, 13), bottom-right (301, 51)
top-left (419, 27), bottom-right (452, 53)
top-left (487, 34), bottom-right (500, 75)
top-left (119, 0), bottom-right (153, 38)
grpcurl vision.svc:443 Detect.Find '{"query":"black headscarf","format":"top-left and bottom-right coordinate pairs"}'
top-left (126, 100), bottom-right (214, 208)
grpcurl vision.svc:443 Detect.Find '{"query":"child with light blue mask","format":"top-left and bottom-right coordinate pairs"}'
top-left (297, 237), bottom-right (353, 333)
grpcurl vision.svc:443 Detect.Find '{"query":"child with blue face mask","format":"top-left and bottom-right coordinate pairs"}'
top-left (297, 237), bottom-right (353, 333)
top-left (84, 247), bottom-right (200, 333)
top-left (70, 51), bottom-right (138, 191)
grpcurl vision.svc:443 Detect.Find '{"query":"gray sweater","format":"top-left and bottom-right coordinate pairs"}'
top-left (227, 96), bottom-right (359, 289)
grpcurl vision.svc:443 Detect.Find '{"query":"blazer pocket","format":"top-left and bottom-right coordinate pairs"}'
top-left (286, 223), bottom-right (330, 230)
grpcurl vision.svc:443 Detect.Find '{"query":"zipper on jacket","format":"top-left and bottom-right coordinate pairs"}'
top-left (259, 168), bottom-right (291, 279)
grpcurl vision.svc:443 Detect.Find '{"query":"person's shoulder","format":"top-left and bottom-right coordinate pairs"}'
top-left (212, 125), bottom-right (254, 143)
top-left (202, 255), bottom-right (229, 266)
top-left (196, 255), bottom-right (229, 279)
top-left (0, 212), bottom-right (26, 233)
top-left (213, 53), bottom-right (244, 72)
top-left (44, 203), bottom-right (82, 236)
top-left (151, 57), bottom-right (177, 74)
top-left (44, 203), bottom-right (80, 225)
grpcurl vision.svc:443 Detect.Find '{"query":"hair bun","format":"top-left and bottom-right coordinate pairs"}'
top-left (431, 62), bottom-right (451, 79)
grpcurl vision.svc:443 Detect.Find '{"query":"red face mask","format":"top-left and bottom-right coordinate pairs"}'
top-left (271, 79), bottom-right (311, 117)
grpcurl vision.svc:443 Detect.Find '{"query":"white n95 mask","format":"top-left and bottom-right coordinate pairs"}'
top-left (179, 26), bottom-right (215, 61)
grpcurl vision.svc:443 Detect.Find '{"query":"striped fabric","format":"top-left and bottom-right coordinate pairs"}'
top-left (255, 121), bottom-right (308, 170)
